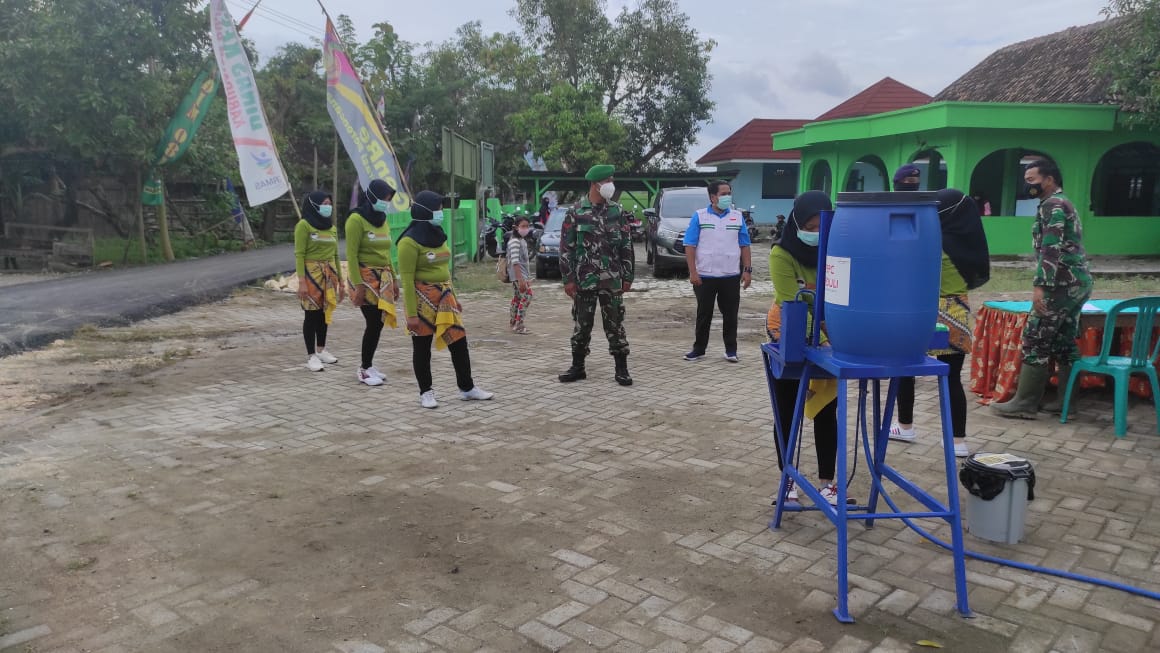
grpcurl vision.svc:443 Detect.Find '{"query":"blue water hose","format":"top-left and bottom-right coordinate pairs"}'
top-left (853, 385), bottom-right (1160, 603)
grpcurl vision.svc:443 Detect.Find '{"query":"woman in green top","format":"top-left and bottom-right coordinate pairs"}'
top-left (397, 190), bottom-right (493, 409)
top-left (294, 191), bottom-right (345, 372)
top-left (889, 189), bottom-right (990, 459)
top-left (765, 191), bottom-right (839, 506)
top-left (346, 179), bottom-right (399, 387)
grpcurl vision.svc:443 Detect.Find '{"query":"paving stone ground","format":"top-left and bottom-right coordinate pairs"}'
top-left (2, 250), bottom-right (1160, 653)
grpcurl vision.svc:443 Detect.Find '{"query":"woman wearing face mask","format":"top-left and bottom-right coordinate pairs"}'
top-left (397, 190), bottom-right (494, 409)
top-left (346, 179), bottom-right (399, 387)
top-left (765, 190), bottom-right (840, 506)
top-left (889, 190), bottom-right (990, 457)
top-left (294, 191), bottom-right (345, 372)
top-left (507, 216), bottom-right (534, 334)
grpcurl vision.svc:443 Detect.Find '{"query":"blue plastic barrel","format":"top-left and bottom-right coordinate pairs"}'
top-left (822, 192), bottom-right (942, 366)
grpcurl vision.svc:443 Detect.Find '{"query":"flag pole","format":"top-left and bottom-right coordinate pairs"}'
top-left (314, 0), bottom-right (413, 198)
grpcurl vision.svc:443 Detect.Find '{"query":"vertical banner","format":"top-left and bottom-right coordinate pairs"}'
top-left (141, 58), bottom-right (221, 205)
top-left (209, 0), bottom-right (289, 207)
top-left (225, 178), bottom-right (257, 245)
top-left (323, 19), bottom-right (410, 211)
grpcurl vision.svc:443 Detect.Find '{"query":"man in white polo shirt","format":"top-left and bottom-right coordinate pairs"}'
top-left (683, 180), bottom-right (752, 362)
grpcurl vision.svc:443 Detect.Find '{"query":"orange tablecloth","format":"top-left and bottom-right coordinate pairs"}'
top-left (970, 302), bottom-right (1156, 404)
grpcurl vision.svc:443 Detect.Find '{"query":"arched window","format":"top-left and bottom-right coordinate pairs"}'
top-left (908, 149), bottom-right (948, 192)
top-left (808, 160), bottom-right (832, 195)
top-left (1091, 141), bottom-right (1160, 217)
top-left (843, 155), bottom-right (888, 192)
top-left (968, 148), bottom-right (1053, 216)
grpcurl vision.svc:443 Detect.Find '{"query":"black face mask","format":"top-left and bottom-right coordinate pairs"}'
top-left (1025, 182), bottom-right (1044, 199)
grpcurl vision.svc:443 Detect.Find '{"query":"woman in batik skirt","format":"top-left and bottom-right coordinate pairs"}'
top-left (294, 190), bottom-right (345, 372)
top-left (346, 179), bottom-right (399, 386)
top-left (396, 190), bottom-right (493, 409)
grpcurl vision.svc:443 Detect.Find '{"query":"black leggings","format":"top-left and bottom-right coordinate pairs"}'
top-left (302, 310), bottom-right (328, 355)
top-left (411, 336), bottom-right (474, 394)
top-left (359, 304), bottom-right (385, 369)
top-left (896, 352), bottom-right (967, 439)
top-left (772, 378), bottom-right (838, 480)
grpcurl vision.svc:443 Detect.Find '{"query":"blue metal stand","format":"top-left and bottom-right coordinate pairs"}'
top-left (762, 343), bottom-right (973, 623)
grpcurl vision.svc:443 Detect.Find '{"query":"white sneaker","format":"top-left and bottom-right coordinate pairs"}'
top-left (419, 390), bottom-right (438, 409)
top-left (316, 349), bottom-right (338, 364)
top-left (818, 483), bottom-right (840, 506)
top-left (460, 387), bottom-right (494, 401)
top-left (358, 369), bottom-right (383, 386)
top-left (954, 441), bottom-right (969, 458)
top-left (306, 354), bottom-right (324, 372)
top-left (365, 366), bottom-right (387, 380)
top-left (888, 423), bottom-right (917, 442)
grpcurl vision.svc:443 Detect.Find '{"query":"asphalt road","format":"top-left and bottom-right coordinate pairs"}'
top-left (0, 244), bottom-right (295, 357)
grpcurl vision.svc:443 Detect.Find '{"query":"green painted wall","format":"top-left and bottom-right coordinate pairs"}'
top-left (775, 102), bottom-right (1160, 256)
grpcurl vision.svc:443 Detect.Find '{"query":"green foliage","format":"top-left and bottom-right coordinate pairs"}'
top-left (1097, 0), bottom-right (1160, 130)
top-left (509, 84), bottom-right (627, 172)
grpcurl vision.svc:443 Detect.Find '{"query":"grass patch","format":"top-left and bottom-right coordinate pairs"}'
top-left (982, 267), bottom-right (1160, 294)
top-left (93, 235), bottom-right (246, 267)
top-left (451, 258), bottom-right (508, 294)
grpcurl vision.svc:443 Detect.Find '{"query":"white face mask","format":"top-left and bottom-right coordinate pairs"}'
top-left (598, 182), bottom-right (615, 200)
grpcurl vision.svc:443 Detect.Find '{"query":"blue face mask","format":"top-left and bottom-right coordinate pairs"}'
top-left (797, 229), bottom-right (820, 247)
top-left (717, 195), bottom-right (732, 210)
top-left (318, 204), bottom-right (333, 219)
top-left (431, 210), bottom-right (444, 226)
top-left (373, 200), bottom-right (390, 214)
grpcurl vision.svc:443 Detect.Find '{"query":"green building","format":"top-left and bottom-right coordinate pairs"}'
top-left (773, 20), bottom-right (1160, 255)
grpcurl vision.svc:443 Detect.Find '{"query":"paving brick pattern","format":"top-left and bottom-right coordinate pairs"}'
top-left (2, 266), bottom-right (1160, 653)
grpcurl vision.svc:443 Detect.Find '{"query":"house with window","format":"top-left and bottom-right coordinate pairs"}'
top-left (695, 78), bottom-right (931, 223)
top-left (773, 19), bottom-right (1160, 255)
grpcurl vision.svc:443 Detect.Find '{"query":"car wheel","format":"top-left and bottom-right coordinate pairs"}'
top-left (646, 242), bottom-right (653, 265)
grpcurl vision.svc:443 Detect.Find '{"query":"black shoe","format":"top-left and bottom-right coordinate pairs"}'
top-left (558, 352), bottom-right (587, 383)
top-left (614, 354), bottom-right (632, 386)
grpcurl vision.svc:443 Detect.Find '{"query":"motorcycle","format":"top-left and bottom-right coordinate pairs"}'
top-left (477, 210), bottom-right (506, 260)
top-left (741, 207), bottom-right (759, 242)
top-left (626, 212), bottom-right (645, 242)
top-left (771, 214), bottom-right (787, 245)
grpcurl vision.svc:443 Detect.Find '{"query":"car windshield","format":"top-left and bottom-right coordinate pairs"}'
top-left (661, 192), bottom-right (709, 220)
top-left (545, 209), bottom-right (567, 232)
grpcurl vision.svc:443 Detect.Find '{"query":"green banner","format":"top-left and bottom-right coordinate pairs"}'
top-left (141, 59), bottom-right (219, 204)
top-left (154, 59), bottom-right (219, 168)
top-left (141, 169), bottom-right (164, 206)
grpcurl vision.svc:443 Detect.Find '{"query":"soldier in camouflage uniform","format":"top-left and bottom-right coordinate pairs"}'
top-left (995, 159), bottom-right (1092, 419)
top-left (558, 164), bottom-right (635, 386)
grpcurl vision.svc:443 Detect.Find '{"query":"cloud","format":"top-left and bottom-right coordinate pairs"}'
top-left (788, 54), bottom-right (855, 98)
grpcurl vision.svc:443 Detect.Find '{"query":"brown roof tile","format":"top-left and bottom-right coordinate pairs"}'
top-left (934, 19), bottom-right (1120, 104)
top-left (695, 118), bottom-right (810, 165)
top-left (815, 77), bottom-right (932, 121)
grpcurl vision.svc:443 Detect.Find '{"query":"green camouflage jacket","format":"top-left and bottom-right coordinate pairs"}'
top-left (560, 199), bottom-right (635, 291)
top-left (1033, 191), bottom-right (1091, 288)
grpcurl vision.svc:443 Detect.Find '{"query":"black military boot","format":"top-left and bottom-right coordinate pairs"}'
top-left (613, 354), bottom-right (633, 386)
top-left (558, 351), bottom-right (587, 383)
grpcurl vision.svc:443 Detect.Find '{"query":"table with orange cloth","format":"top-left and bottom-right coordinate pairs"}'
top-left (970, 299), bottom-right (1157, 404)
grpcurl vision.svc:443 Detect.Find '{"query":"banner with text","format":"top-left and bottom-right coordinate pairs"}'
top-left (324, 19), bottom-right (410, 211)
top-left (209, 0), bottom-right (289, 207)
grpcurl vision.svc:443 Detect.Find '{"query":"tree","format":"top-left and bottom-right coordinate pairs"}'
top-left (1097, 1), bottom-right (1160, 130)
top-left (509, 84), bottom-right (627, 172)
top-left (512, 0), bottom-right (714, 172)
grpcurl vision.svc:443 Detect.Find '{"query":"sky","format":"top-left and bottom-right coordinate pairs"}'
top-left (224, 0), bottom-right (1111, 167)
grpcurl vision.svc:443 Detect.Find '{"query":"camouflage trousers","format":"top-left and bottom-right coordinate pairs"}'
top-left (571, 289), bottom-right (629, 357)
top-left (1021, 282), bottom-right (1092, 366)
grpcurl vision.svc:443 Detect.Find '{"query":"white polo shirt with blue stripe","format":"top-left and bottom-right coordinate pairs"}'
top-left (683, 204), bottom-right (751, 278)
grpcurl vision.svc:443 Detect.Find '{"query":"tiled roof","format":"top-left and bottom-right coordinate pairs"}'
top-left (695, 118), bottom-right (809, 165)
top-left (814, 77), bottom-right (932, 122)
top-left (934, 19), bottom-right (1120, 104)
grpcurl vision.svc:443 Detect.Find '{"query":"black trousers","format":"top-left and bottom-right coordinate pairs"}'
top-left (771, 378), bottom-right (838, 480)
top-left (692, 275), bottom-right (741, 354)
top-left (411, 336), bottom-right (474, 394)
top-left (302, 310), bottom-right (328, 355)
top-left (896, 352), bottom-right (967, 439)
top-left (359, 304), bottom-right (385, 369)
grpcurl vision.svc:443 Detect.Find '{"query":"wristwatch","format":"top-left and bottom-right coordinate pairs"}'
top-left (743, 266), bottom-right (753, 273)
